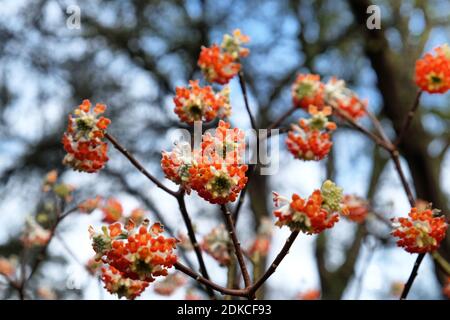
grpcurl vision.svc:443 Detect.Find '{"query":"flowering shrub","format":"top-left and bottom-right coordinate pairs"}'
top-left (272, 180), bottom-right (343, 234)
top-left (391, 208), bottom-right (447, 254)
top-left (49, 29), bottom-right (450, 301)
top-left (415, 44), bottom-right (450, 93)
top-left (198, 29), bottom-right (249, 84)
top-left (62, 99), bottom-right (110, 173)
top-left (286, 106), bottom-right (336, 161)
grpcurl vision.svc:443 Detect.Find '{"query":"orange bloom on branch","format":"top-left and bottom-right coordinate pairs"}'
top-left (273, 180), bottom-right (343, 234)
top-left (291, 73), bottom-right (325, 110)
top-left (198, 29), bottom-right (250, 84)
top-left (62, 99), bottom-right (110, 173)
top-left (90, 220), bottom-right (178, 299)
top-left (342, 194), bottom-right (369, 223)
top-left (173, 80), bottom-right (231, 124)
top-left (415, 44), bottom-right (450, 94)
top-left (286, 106), bottom-right (336, 161)
top-left (391, 208), bottom-right (447, 254)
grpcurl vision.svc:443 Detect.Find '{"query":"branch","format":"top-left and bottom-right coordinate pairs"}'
top-left (105, 133), bottom-right (178, 197)
top-left (267, 106), bottom-right (297, 131)
top-left (249, 231), bottom-right (299, 297)
top-left (238, 71), bottom-right (257, 131)
top-left (220, 204), bottom-right (252, 288)
top-left (174, 262), bottom-right (248, 297)
top-left (177, 190), bottom-right (216, 299)
top-left (395, 90), bottom-right (423, 146)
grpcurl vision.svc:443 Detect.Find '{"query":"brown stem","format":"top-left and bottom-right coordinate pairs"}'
top-left (176, 190), bottom-right (216, 299)
top-left (105, 133), bottom-right (178, 197)
top-left (400, 253), bottom-right (425, 300)
top-left (174, 262), bottom-right (248, 297)
top-left (249, 231), bottom-right (299, 297)
top-left (333, 107), bottom-right (393, 151)
top-left (268, 106), bottom-right (297, 130)
top-left (394, 90), bottom-right (423, 146)
top-left (390, 150), bottom-right (415, 206)
top-left (238, 71), bottom-right (257, 131)
top-left (220, 204), bottom-right (252, 288)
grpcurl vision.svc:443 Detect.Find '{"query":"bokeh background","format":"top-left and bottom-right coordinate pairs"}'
top-left (0, 0), bottom-right (449, 300)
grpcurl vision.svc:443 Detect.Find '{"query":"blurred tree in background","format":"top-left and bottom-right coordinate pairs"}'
top-left (0, 0), bottom-right (449, 299)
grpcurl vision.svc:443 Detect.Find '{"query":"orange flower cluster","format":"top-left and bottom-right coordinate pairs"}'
top-left (296, 289), bottom-right (321, 300)
top-left (443, 278), bottom-right (450, 299)
top-left (62, 99), bottom-right (110, 173)
top-left (248, 217), bottom-right (273, 260)
top-left (323, 77), bottom-right (367, 120)
top-left (291, 74), bottom-right (325, 109)
top-left (272, 180), bottom-right (343, 234)
top-left (198, 29), bottom-right (250, 84)
top-left (21, 216), bottom-right (51, 247)
top-left (174, 80), bottom-right (231, 124)
top-left (290, 74), bottom-right (367, 120)
top-left (153, 273), bottom-right (187, 296)
top-left (0, 257), bottom-right (16, 278)
top-left (342, 194), bottom-right (369, 223)
top-left (162, 121), bottom-right (248, 204)
top-left (201, 224), bottom-right (231, 266)
top-left (415, 44), bottom-right (450, 93)
top-left (90, 220), bottom-right (178, 299)
top-left (78, 196), bottom-right (102, 214)
top-left (101, 198), bottom-right (124, 224)
top-left (286, 106), bottom-right (336, 161)
top-left (391, 208), bottom-right (447, 254)
top-left (101, 266), bottom-right (149, 300)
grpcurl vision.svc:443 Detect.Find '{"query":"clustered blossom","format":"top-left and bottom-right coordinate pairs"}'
top-left (323, 77), bottom-right (367, 120)
top-left (248, 217), bottom-right (273, 260)
top-left (21, 216), bottom-right (51, 247)
top-left (201, 224), bottom-right (232, 266)
top-left (78, 196), bottom-right (102, 214)
top-left (296, 289), bottom-right (321, 300)
top-left (0, 257), bottom-right (16, 278)
top-left (290, 74), bottom-right (367, 121)
top-left (291, 74), bottom-right (325, 110)
top-left (173, 80), bottom-right (231, 124)
top-left (198, 29), bottom-right (249, 84)
top-left (272, 180), bottom-right (344, 234)
top-left (443, 278), bottom-right (450, 299)
top-left (162, 121), bottom-right (248, 204)
top-left (153, 273), bottom-right (187, 296)
top-left (286, 106), bottom-right (336, 161)
top-left (415, 44), bottom-right (450, 94)
top-left (101, 266), bottom-right (149, 300)
top-left (391, 208), bottom-right (447, 254)
top-left (90, 220), bottom-right (178, 299)
top-left (101, 198), bottom-right (124, 224)
top-left (36, 287), bottom-right (57, 300)
top-left (342, 194), bottom-right (370, 223)
top-left (62, 99), bottom-right (110, 173)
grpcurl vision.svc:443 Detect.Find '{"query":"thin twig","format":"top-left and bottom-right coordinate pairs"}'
top-left (238, 71), bottom-right (257, 131)
top-left (177, 190), bottom-right (216, 299)
top-left (220, 204), bottom-right (252, 288)
top-left (395, 90), bottom-right (423, 146)
top-left (105, 133), bottom-right (178, 197)
top-left (249, 231), bottom-right (299, 297)
top-left (400, 253), bottom-right (425, 299)
top-left (174, 262), bottom-right (248, 297)
top-left (267, 106), bottom-right (297, 131)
